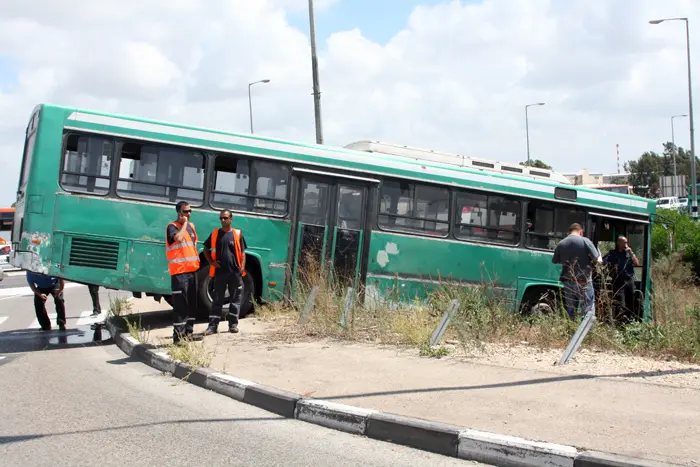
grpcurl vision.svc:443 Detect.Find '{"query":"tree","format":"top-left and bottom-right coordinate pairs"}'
top-left (519, 159), bottom-right (552, 170)
top-left (625, 151), bottom-right (664, 198)
top-left (625, 142), bottom-right (700, 198)
top-left (10, 202), bottom-right (15, 208)
top-left (609, 176), bottom-right (628, 184)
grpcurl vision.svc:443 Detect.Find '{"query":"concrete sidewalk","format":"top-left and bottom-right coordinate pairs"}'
top-left (134, 299), bottom-right (700, 466)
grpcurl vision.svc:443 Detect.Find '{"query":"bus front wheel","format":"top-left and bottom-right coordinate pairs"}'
top-left (520, 287), bottom-right (559, 317)
top-left (197, 268), bottom-right (255, 321)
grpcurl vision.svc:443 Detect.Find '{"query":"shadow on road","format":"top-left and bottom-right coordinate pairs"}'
top-left (319, 367), bottom-right (700, 401)
top-left (0, 416), bottom-right (285, 445)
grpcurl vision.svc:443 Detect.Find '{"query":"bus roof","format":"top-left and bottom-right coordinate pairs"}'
top-left (36, 103), bottom-right (656, 216)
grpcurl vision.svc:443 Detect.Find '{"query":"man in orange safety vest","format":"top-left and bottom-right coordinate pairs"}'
top-left (165, 201), bottom-right (200, 343)
top-left (203, 209), bottom-right (247, 335)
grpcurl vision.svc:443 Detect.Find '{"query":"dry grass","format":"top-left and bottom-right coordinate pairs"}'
top-left (261, 252), bottom-right (700, 364)
top-left (124, 315), bottom-right (151, 344)
top-left (107, 296), bottom-right (132, 318)
top-left (166, 339), bottom-right (213, 369)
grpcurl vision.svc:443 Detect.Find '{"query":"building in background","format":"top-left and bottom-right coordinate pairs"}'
top-left (563, 169), bottom-right (630, 186)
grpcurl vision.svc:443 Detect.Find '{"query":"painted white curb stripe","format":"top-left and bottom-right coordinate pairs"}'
top-left (458, 429), bottom-right (578, 467)
top-left (296, 399), bottom-right (377, 435)
top-left (206, 372), bottom-right (257, 402)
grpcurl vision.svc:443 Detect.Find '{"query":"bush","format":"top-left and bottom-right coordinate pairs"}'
top-left (652, 210), bottom-right (700, 277)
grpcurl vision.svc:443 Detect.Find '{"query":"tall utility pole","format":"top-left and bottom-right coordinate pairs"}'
top-left (308, 0), bottom-right (324, 144)
top-left (650, 18), bottom-right (697, 217)
top-left (248, 79), bottom-right (271, 134)
top-left (525, 103), bottom-right (545, 166)
top-left (671, 114), bottom-right (688, 197)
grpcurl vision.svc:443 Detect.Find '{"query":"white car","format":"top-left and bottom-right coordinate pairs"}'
top-left (656, 196), bottom-right (683, 210)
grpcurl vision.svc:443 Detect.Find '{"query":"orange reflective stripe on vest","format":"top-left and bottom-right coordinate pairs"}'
top-left (209, 228), bottom-right (246, 277)
top-left (166, 222), bottom-right (200, 276)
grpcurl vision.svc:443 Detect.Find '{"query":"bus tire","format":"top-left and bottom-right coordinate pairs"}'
top-left (520, 287), bottom-right (559, 317)
top-left (196, 267), bottom-right (255, 321)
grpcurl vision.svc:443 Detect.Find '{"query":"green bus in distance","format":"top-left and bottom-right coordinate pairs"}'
top-left (11, 104), bottom-right (656, 320)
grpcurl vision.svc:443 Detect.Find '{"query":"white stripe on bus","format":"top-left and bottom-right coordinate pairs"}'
top-left (64, 112), bottom-right (653, 214)
top-left (66, 112), bottom-right (556, 195)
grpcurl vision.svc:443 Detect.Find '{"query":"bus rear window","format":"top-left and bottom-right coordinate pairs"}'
top-left (19, 111), bottom-right (39, 190)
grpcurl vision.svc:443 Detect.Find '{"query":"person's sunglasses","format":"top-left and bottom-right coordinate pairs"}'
top-left (181, 209), bottom-right (192, 214)
top-left (220, 217), bottom-right (231, 220)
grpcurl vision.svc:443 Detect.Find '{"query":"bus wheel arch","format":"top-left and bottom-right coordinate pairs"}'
top-left (196, 254), bottom-right (260, 320)
top-left (520, 286), bottom-right (561, 317)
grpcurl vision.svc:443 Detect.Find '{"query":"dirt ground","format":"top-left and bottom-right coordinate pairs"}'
top-left (128, 298), bottom-right (700, 465)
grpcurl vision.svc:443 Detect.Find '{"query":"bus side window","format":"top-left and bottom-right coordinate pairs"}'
top-left (378, 181), bottom-right (449, 237)
top-left (455, 191), bottom-right (520, 245)
top-left (116, 142), bottom-right (205, 206)
top-left (61, 134), bottom-right (113, 195)
top-left (525, 202), bottom-right (585, 250)
top-left (211, 155), bottom-right (290, 216)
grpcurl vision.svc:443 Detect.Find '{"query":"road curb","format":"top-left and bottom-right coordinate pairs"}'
top-left (104, 318), bottom-right (683, 467)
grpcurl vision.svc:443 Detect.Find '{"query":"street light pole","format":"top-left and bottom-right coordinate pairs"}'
top-left (651, 17), bottom-right (697, 217)
top-left (308, 0), bottom-right (324, 144)
top-left (525, 103), bottom-right (545, 166)
top-left (248, 79), bottom-right (271, 134)
top-left (671, 114), bottom-right (688, 197)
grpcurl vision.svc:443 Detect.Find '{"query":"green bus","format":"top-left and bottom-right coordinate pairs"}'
top-left (11, 104), bottom-right (657, 320)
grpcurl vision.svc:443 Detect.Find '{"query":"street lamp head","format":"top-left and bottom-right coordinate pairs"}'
top-left (262, 79), bottom-right (271, 83)
top-left (649, 17), bottom-right (688, 24)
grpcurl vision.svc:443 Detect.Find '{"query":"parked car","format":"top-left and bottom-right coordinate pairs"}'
top-left (656, 196), bottom-right (683, 210)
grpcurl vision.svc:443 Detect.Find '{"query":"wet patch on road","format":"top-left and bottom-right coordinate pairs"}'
top-left (0, 323), bottom-right (113, 354)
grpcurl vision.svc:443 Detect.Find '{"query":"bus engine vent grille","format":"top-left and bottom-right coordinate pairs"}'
top-left (69, 237), bottom-right (119, 270)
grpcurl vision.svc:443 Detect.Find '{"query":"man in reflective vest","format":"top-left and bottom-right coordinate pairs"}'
top-left (203, 209), bottom-right (247, 335)
top-left (166, 201), bottom-right (200, 343)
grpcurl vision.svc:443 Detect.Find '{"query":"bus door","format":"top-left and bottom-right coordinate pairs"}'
top-left (588, 213), bottom-right (649, 320)
top-left (290, 170), bottom-right (374, 294)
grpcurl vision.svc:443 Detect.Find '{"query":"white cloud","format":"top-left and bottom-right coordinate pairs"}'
top-left (1, 0), bottom-right (699, 205)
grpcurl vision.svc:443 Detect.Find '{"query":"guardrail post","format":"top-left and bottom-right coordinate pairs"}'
top-left (557, 310), bottom-right (596, 365)
top-left (339, 287), bottom-right (354, 329)
top-left (298, 286), bottom-right (319, 325)
top-left (429, 299), bottom-right (460, 346)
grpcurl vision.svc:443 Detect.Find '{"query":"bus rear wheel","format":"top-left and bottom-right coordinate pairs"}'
top-left (197, 268), bottom-right (255, 321)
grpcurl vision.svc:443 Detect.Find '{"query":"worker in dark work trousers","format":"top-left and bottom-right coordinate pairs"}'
top-left (165, 201), bottom-right (200, 343)
top-left (27, 271), bottom-right (66, 331)
top-left (202, 209), bottom-right (247, 335)
top-left (88, 284), bottom-right (101, 316)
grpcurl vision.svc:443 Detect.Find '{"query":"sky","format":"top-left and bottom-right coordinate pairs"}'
top-left (0, 0), bottom-right (699, 205)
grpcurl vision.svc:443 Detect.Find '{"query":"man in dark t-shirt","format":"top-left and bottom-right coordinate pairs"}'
top-left (552, 223), bottom-right (602, 320)
top-left (603, 235), bottom-right (641, 321)
top-left (203, 209), bottom-right (247, 335)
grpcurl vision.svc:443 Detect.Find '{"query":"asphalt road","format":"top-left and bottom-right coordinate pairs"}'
top-left (0, 280), bottom-right (487, 466)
